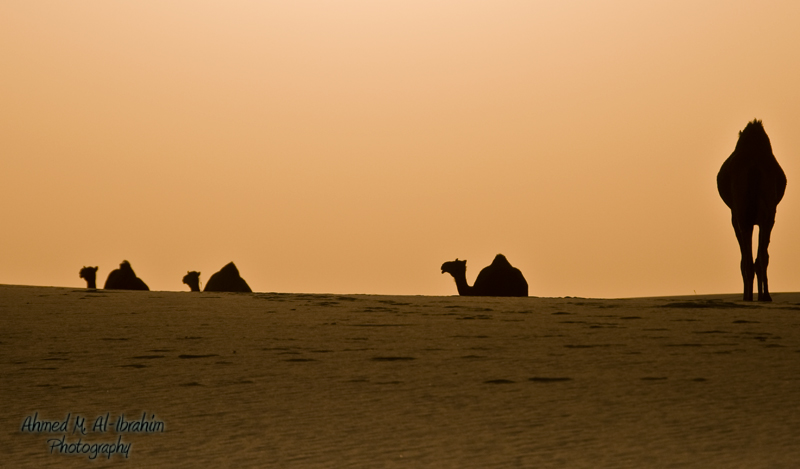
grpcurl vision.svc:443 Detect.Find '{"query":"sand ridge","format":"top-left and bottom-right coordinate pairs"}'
top-left (2, 285), bottom-right (800, 467)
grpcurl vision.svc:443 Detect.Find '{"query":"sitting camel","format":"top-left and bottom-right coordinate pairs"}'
top-left (79, 266), bottom-right (98, 289)
top-left (104, 260), bottom-right (149, 291)
top-left (441, 254), bottom-right (528, 297)
top-left (183, 271), bottom-right (201, 292)
top-left (203, 262), bottom-right (252, 293)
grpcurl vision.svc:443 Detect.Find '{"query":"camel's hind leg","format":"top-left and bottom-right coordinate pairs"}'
top-left (755, 222), bottom-right (774, 301)
top-left (733, 217), bottom-right (754, 301)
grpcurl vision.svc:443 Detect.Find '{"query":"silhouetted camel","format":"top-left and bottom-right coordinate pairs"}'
top-left (441, 254), bottom-right (528, 297)
top-left (183, 271), bottom-right (201, 292)
top-left (79, 266), bottom-right (98, 289)
top-left (103, 260), bottom-right (150, 291)
top-left (204, 262), bottom-right (252, 292)
top-left (717, 119), bottom-right (786, 301)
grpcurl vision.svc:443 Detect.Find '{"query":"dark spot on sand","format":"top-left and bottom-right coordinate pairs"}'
top-left (361, 306), bottom-right (396, 313)
top-left (132, 355), bottom-right (165, 359)
top-left (529, 377), bottom-right (572, 383)
top-left (564, 344), bottom-right (625, 348)
top-left (101, 338), bottom-right (130, 341)
top-left (178, 354), bottom-right (219, 359)
top-left (120, 364), bottom-right (147, 369)
top-left (372, 356), bottom-right (415, 361)
top-left (181, 382), bottom-right (203, 386)
top-left (378, 300), bottom-right (410, 306)
top-left (181, 336), bottom-right (204, 340)
top-left (284, 358), bottom-right (317, 362)
top-left (350, 323), bottom-right (409, 327)
top-left (733, 320), bottom-right (760, 324)
top-left (485, 379), bottom-right (515, 384)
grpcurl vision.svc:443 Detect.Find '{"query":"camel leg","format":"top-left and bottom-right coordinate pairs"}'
top-left (733, 217), bottom-right (754, 301)
top-left (755, 222), bottom-right (773, 302)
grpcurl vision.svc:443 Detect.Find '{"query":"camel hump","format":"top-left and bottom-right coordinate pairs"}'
top-left (104, 260), bottom-right (149, 291)
top-left (220, 262), bottom-right (240, 276)
top-left (119, 260), bottom-right (135, 274)
top-left (205, 262), bottom-right (252, 293)
top-left (474, 254), bottom-right (528, 297)
top-left (491, 254), bottom-right (512, 267)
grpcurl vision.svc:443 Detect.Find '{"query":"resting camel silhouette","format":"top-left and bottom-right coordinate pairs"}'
top-left (203, 262), bottom-right (252, 293)
top-left (183, 271), bottom-right (201, 292)
top-left (441, 254), bottom-right (528, 297)
top-left (103, 260), bottom-right (150, 291)
top-left (717, 119), bottom-right (786, 301)
top-left (79, 266), bottom-right (98, 289)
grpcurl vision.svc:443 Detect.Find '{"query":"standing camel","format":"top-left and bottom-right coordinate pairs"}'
top-left (717, 119), bottom-right (786, 301)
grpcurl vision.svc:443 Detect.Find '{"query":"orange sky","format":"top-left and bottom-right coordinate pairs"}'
top-left (2, 1), bottom-right (799, 297)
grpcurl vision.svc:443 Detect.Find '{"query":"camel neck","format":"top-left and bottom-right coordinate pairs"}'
top-left (453, 273), bottom-right (473, 296)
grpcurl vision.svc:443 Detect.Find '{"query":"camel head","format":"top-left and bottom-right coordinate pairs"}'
top-left (736, 119), bottom-right (772, 155)
top-left (79, 266), bottom-right (98, 280)
top-left (79, 266), bottom-right (98, 289)
top-left (441, 259), bottom-right (467, 278)
top-left (183, 271), bottom-right (201, 292)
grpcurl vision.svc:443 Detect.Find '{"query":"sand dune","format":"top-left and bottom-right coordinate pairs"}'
top-left (2, 285), bottom-right (800, 467)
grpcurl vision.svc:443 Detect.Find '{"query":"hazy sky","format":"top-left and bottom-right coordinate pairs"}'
top-left (2, 1), bottom-right (799, 297)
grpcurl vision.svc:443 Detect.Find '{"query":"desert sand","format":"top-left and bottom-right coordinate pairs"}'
top-left (2, 284), bottom-right (800, 468)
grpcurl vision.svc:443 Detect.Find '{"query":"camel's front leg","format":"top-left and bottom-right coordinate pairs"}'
top-left (733, 218), bottom-right (754, 301)
top-left (755, 223), bottom-right (773, 301)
